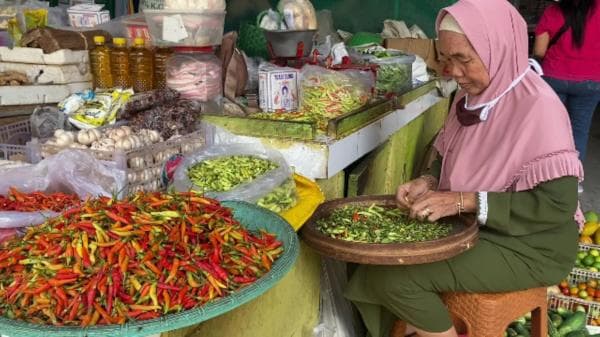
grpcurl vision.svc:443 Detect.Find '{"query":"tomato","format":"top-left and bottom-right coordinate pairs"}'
top-left (588, 279), bottom-right (599, 289)
top-left (560, 280), bottom-right (570, 289)
top-left (571, 287), bottom-right (581, 296)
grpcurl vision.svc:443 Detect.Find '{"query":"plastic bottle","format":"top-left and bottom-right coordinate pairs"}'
top-left (154, 47), bottom-right (173, 90)
top-left (129, 38), bottom-right (154, 93)
top-left (89, 36), bottom-right (113, 89)
top-left (110, 37), bottom-right (131, 89)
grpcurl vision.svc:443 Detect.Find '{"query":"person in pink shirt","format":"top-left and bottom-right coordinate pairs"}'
top-left (534, 0), bottom-right (600, 166)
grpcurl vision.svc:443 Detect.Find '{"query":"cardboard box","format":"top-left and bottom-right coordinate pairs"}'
top-left (384, 38), bottom-right (443, 75)
top-left (68, 4), bottom-right (110, 28)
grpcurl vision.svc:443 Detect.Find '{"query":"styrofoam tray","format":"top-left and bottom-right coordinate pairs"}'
top-left (0, 62), bottom-right (91, 84)
top-left (0, 82), bottom-right (92, 106)
top-left (0, 47), bottom-right (89, 65)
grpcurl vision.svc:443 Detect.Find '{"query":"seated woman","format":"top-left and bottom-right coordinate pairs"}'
top-left (344, 1), bottom-right (584, 337)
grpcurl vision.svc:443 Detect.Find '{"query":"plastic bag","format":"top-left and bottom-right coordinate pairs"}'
top-left (163, 0), bottom-right (225, 11)
top-left (300, 65), bottom-right (373, 129)
top-left (0, 149), bottom-right (126, 234)
top-left (172, 143), bottom-right (297, 211)
top-left (314, 258), bottom-right (361, 337)
top-left (30, 105), bottom-right (72, 139)
top-left (277, 0), bottom-right (317, 30)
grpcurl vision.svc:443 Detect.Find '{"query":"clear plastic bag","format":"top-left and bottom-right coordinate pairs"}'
top-left (163, 0), bottom-right (225, 11)
top-left (300, 65), bottom-right (373, 125)
top-left (0, 149), bottom-right (127, 232)
top-left (277, 0), bottom-right (317, 30)
top-left (30, 105), bottom-right (72, 139)
top-left (172, 143), bottom-right (297, 210)
top-left (314, 258), bottom-right (361, 337)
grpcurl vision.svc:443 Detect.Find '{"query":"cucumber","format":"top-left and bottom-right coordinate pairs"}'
top-left (511, 322), bottom-right (530, 337)
top-left (548, 316), bottom-right (560, 337)
top-left (507, 327), bottom-right (518, 337)
top-left (551, 313), bottom-right (564, 328)
top-left (558, 311), bottom-right (587, 336)
top-left (565, 331), bottom-right (588, 337)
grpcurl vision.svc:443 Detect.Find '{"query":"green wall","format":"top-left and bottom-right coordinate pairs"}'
top-left (225, 0), bottom-right (456, 38)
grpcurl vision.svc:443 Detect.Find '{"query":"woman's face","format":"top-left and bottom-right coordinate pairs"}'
top-left (438, 31), bottom-right (491, 96)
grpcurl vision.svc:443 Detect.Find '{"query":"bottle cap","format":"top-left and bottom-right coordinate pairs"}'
top-left (134, 38), bottom-right (146, 46)
top-left (113, 37), bottom-right (127, 46)
top-left (93, 36), bottom-right (105, 44)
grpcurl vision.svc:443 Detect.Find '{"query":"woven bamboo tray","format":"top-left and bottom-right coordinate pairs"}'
top-left (301, 195), bottom-right (478, 265)
top-left (0, 201), bottom-right (299, 337)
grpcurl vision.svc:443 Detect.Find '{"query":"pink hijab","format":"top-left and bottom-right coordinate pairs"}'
top-left (433, 0), bottom-right (584, 194)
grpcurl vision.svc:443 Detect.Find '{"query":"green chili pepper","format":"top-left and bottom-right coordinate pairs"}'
top-left (316, 204), bottom-right (452, 244)
top-left (188, 156), bottom-right (278, 193)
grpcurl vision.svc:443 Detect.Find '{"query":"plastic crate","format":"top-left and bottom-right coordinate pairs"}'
top-left (548, 293), bottom-right (600, 326)
top-left (40, 130), bottom-right (207, 194)
top-left (0, 144), bottom-right (28, 162)
top-left (0, 119), bottom-right (31, 145)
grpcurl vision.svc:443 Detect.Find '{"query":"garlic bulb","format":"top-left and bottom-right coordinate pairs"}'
top-left (56, 133), bottom-right (73, 147)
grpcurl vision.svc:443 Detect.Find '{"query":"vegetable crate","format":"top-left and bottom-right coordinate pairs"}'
top-left (0, 119), bottom-right (33, 162)
top-left (548, 293), bottom-right (600, 327)
top-left (203, 99), bottom-right (394, 141)
top-left (41, 130), bottom-right (207, 195)
top-left (0, 119), bottom-right (31, 145)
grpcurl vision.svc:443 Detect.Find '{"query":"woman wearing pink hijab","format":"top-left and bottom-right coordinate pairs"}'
top-left (344, 0), bottom-right (584, 336)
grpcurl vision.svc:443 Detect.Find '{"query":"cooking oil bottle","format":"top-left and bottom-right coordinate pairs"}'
top-left (130, 38), bottom-right (154, 93)
top-left (89, 36), bottom-right (113, 89)
top-left (153, 47), bottom-right (173, 89)
top-left (110, 37), bottom-right (131, 89)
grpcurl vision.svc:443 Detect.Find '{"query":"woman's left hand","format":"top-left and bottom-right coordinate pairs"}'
top-left (409, 191), bottom-right (478, 222)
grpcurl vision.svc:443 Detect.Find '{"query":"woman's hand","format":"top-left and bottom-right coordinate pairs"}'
top-left (409, 191), bottom-right (478, 222)
top-left (396, 176), bottom-right (437, 209)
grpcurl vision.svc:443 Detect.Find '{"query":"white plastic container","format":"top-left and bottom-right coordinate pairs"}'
top-left (0, 82), bottom-right (92, 106)
top-left (144, 10), bottom-right (225, 47)
top-left (0, 47), bottom-right (89, 65)
top-left (0, 62), bottom-right (92, 84)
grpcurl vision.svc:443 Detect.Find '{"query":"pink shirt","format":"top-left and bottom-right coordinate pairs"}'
top-left (536, 3), bottom-right (600, 82)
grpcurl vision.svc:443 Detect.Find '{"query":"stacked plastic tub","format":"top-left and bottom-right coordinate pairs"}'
top-left (143, 0), bottom-right (226, 114)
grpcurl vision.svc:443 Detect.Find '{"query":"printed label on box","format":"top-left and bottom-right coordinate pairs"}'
top-left (258, 68), bottom-right (299, 113)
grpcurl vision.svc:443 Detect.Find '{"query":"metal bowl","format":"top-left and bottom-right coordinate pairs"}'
top-left (301, 195), bottom-right (479, 265)
top-left (263, 29), bottom-right (317, 58)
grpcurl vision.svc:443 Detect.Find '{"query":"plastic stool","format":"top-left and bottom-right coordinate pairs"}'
top-left (389, 288), bottom-right (548, 337)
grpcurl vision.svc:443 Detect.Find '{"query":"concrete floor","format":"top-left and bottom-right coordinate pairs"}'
top-left (580, 108), bottom-right (600, 212)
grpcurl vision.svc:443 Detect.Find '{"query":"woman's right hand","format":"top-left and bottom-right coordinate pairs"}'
top-left (396, 176), bottom-right (436, 209)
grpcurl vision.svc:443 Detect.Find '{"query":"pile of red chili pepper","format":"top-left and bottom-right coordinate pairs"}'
top-left (0, 187), bottom-right (80, 212)
top-left (0, 192), bottom-right (283, 327)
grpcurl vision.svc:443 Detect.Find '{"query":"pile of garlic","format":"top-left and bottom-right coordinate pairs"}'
top-left (44, 126), bottom-right (163, 153)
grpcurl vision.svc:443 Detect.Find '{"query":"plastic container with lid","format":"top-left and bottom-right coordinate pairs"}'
top-left (89, 35), bottom-right (113, 89)
top-left (130, 37), bottom-right (154, 93)
top-left (154, 47), bottom-right (173, 89)
top-left (370, 53), bottom-right (416, 96)
top-left (143, 10), bottom-right (225, 47)
top-left (110, 37), bottom-right (132, 89)
top-left (166, 47), bottom-right (222, 114)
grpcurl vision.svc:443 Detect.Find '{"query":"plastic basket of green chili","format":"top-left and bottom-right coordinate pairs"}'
top-left (301, 195), bottom-right (479, 265)
top-left (370, 52), bottom-right (415, 96)
top-left (171, 143), bottom-right (298, 213)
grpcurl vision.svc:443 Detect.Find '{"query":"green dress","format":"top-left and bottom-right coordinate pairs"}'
top-left (343, 157), bottom-right (579, 335)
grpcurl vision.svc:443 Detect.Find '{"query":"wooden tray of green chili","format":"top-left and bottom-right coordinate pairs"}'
top-left (301, 195), bottom-right (478, 265)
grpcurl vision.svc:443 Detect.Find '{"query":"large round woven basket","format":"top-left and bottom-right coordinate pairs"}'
top-left (0, 201), bottom-right (300, 337)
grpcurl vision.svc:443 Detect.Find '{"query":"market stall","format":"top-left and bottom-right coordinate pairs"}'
top-left (3, 1), bottom-right (596, 337)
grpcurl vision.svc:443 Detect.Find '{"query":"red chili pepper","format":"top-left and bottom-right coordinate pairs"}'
top-left (105, 211), bottom-right (130, 225)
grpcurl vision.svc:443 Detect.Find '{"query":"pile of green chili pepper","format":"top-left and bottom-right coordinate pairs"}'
top-left (256, 179), bottom-right (298, 214)
top-left (188, 156), bottom-right (278, 193)
top-left (316, 204), bottom-right (452, 244)
top-left (300, 75), bottom-right (370, 130)
top-left (0, 192), bottom-right (283, 327)
top-left (374, 62), bottom-right (411, 95)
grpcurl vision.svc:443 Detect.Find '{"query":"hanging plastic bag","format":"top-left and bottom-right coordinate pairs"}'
top-left (172, 143), bottom-right (297, 213)
top-left (0, 149), bottom-right (127, 234)
top-left (314, 258), bottom-right (361, 337)
top-left (277, 0), bottom-right (317, 30)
